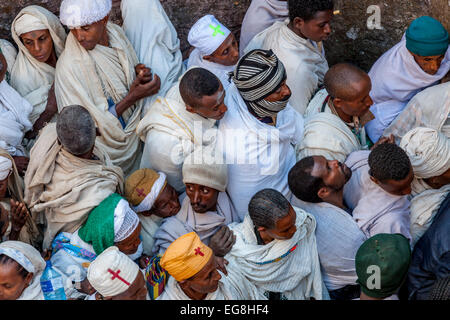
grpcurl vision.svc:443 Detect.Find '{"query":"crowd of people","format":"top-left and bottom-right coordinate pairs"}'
top-left (0, 0), bottom-right (448, 301)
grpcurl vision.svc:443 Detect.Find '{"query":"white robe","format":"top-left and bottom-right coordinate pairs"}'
top-left (152, 192), bottom-right (239, 254)
top-left (239, 0), bottom-right (289, 57)
top-left (0, 39), bottom-right (17, 77)
top-left (225, 208), bottom-right (326, 300)
top-left (365, 35), bottom-right (450, 142)
top-left (245, 19), bottom-right (329, 115)
top-left (0, 79), bottom-right (33, 156)
top-left (343, 151), bottom-right (411, 241)
top-left (136, 83), bottom-right (218, 193)
top-left (121, 0), bottom-right (185, 115)
top-left (291, 198), bottom-right (366, 291)
top-left (217, 82), bottom-right (304, 219)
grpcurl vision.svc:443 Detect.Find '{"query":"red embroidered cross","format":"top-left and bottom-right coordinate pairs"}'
top-left (107, 268), bottom-right (131, 286)
top-left (194, 247), bottom-right (204, 256)
top-left (136, 188), bottom-right (146, 197)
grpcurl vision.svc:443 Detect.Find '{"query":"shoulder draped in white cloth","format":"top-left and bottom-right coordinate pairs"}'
top-left (245, 19), bottom-right (329, 115)
top-left (217, 82), bottom-right (304, 219)
top-left (225, 207), bottom-right (326, 300)
top-left (121, 0), bottom-right (185, 115)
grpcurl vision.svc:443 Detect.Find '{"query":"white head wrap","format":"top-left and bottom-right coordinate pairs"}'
top-left (60, 0), bottom-right (112, 28)
top-left (114, 199), bottom-right (140, 242)
top-left (14, 13), bottom-right (48, 36)
top-left (0, 156), bottom-right (12, 180)
top-left (132, 172), bottom-right (167, 213)
top-left (0, 246), bottom-right (35, 273)
top-left (188, 14), bottom-right (231, 56)
top-left (400, 127), bottom-right (450, 178)
top-left (87, 246), bottom-right (139, 297)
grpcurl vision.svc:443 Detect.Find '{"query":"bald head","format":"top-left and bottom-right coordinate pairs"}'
top-left (324, 63), bottom-right (370, 100)
top-left (57, 105), bottom-right (96, 156)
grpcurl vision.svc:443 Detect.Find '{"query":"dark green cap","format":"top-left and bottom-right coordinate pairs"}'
top-left (355, 233), bottom-right (411, 299)
top-left (406, 16), bottom-right (449, 57)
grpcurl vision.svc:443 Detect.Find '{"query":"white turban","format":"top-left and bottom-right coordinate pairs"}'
top-left (188, 14), bottom-right (231, 56)
top-left (87, 246), bottom-right (139, 297)
top-left (0, 156), bottom-right (12, 180)
top-left (400, 127), bottom-right (450, 178)
top-left (60, 0), bottom-right (112, 28)
top-left (14, 13), bottom-right (48, 36)
top-left (114, 199), bottom-right (140, 242)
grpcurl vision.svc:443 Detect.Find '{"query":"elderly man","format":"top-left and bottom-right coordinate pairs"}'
top-left (365, 16), bottom-right (450, 143)
top-left (24, 105), bottom-right (123, 250)
top-left (245, 0), bottom-right (334, 114)
top-left (87, 246), bottom-right (148, 300)
top-left (384, 82), bottom-right (450, 143)
top-left (158, 232), bottom-right (264, 300)
top-left (55, 0), bottom-right (161, 176)
top-left (399, 127), bottom-right (450, 246)
top-left (343, 143), bottom-right (414, 241)
top-left (217, 49), bottom-right (304, 219)
top-left (152, 147), bottom-right (239, 256)
top-left (225, 189), bottom-right (325, 300)
top-left (187, 15), bottom-right (239, 90)
top-left (137, 67), bottom-right (227, 193)
top-left (288, 156), bottom-right (367, 299)
top-left (298, 63), bottom-right (375, 162)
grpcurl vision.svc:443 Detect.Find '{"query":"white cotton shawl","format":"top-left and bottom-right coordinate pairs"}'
top-left (0, 241), bottom-right (45, 300)
top-left (139, 215), bottom-right (163, 256)
top-left (217, 82), bottom-right (304, 219)
top-left (225, 208), bottom-right (325, 300)
top-left (0, 79), bottom-right (33, 157)
top-left (245, 19), bottom-right (329, 115)
top-left (152, 192), bottom-right (238, 255)
top-left (121, 0), bottom-right (185, 115)
top-left (0, 40), bottom-right (17, 76)
top-left (54, 22), bottom-right (143, 176)
top-left (10, 5), bottom-right (67, 125)
top-left (292, 198), bottom-right (366, 291)
top-left (239, 0), bottom-right (289, 57)
top-left (187, 48), bottom-right (235, 90)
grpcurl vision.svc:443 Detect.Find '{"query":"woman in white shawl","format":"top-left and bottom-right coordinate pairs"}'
top-left (0, 240), bottom-right (45, 300)
top-left (10, 5), bottom-right (67, 144)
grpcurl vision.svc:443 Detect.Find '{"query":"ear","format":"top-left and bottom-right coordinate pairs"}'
top-left (369, 175), bottom-right (380, 186)
top-left (256, 226), bottom-right (266, 233)
top-left (24, 272), bottom-right (34, 287)
top-left (332, 97), bottom-right (344, 109)
top-left (316, 186), bottom-right (330, 201)
top-left (293, 17), bottom-right (305, 30)
top-left (185, 104), bottom-right (196, 114)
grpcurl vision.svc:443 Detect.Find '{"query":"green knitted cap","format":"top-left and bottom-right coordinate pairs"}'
top-left (406, 16), bottom-right (449, 57)
top-left (78, 193), bottom-right (123, 255)
top-left (355, 233), bottom-right (411, 299)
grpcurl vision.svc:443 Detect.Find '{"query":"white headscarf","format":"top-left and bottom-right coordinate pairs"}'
top-left (60, 0), bottom-right (112, 28)
top-left (0, 155), bottom-right (12, 180)
top-left (14, 13), bottom-right (47, 36)
top-left (114, 199), bottom-right (140, 243)
top-left (188, 15), bottom-right (231, 56)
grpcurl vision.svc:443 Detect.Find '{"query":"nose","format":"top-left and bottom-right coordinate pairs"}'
top-left (366, 96), bottom-right (374, 108)
top-left (33, 41), bottom-right (40, 53)
top-left (192, 191), bottom-right (201, 205)
top-left (72, 29), bottom-right (85, 42)
top-left (429, 61), bottom-right (439, 73)
top-left (324, 23), bottom-right (332, 35)
top-left (281, 84), bottom-right (291, 97)
top-left (220, 103), bottom-right (228, 113)
top-left (330, 160), bottom-right (339, 168)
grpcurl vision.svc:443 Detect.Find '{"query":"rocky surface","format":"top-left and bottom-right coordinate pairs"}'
top-left (0, 0), bottom-right (448, 71)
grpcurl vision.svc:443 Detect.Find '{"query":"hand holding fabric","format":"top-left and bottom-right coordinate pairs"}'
top-left (209, 225), bottom-right (236, 257)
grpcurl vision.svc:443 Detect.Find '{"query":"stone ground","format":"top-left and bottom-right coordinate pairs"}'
top-left (0, 0), bottom-right (449, 71)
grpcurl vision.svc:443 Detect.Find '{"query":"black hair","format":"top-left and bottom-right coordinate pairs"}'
top-left (0, 254), bottom-right (29, 279)
top-left (288, 157), bottom-right (324, 203)
top-left (288, 0), bottom-right (334, 22)
top-left (248, 189), bottom-right (291, 229)
top-left (369, 143), bottom-right (411, 182)
top-left (324, 62), bottom-right (369, 100)
top-left (179, 68), bottom-right (221, 106)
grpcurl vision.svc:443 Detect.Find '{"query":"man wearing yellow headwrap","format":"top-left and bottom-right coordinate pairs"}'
top-left (158, 232), bottom-right (264, 300)
top-left (11, 5), bottom-right (67, 146)
top-left (400, 127), bottom-right (450, 246)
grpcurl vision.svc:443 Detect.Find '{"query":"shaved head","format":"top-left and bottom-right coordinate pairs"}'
top-left (57, 105), bottom-right (96, 156)
top-left (324, 63), bottom-right (370, 100)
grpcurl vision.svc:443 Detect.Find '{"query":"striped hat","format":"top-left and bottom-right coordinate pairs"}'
top-left (232, 49), bottom-right (287, 118)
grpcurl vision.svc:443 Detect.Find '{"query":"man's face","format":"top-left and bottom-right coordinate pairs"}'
top-left (0, 176), bottom-right (8, 199)
top-left (372, 166), bottom-right (414, 196)
top-left (20, 29), bottom-right (54, 64)
top-left (263, 206), bottom-right (297, 241)
top-left (294, 10), bottom-right (334, 42)
top-left (70, 17), bottom-right (108, 51)
top-left (264, 80), bottom-right (292, 103)
top-left (188, 84), bottom-right (228, 120)
top-left (425, 167), bottom-right (450, 190)
top-left (115, 223), bottom-right (142, 255)
top-left (204, 33), bottom-right (239, 66)
top-left (410, 52), bottom-right (445, 75)
top-left (108, 271), bottom-right (147, 300)
top-left (141, 184), bottom-right (181, 218)
top-left (311, 156), bottom-right (352, 196)
top-left (334, 76), bottom-right (374, 117)
top-left (185, 183), bottom-right (219, 213)
top-left (182, 255), bottom-right (222, 295)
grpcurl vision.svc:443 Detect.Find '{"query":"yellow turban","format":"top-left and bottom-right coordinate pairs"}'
top-left (160, 232), bottom-right (213, 282)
